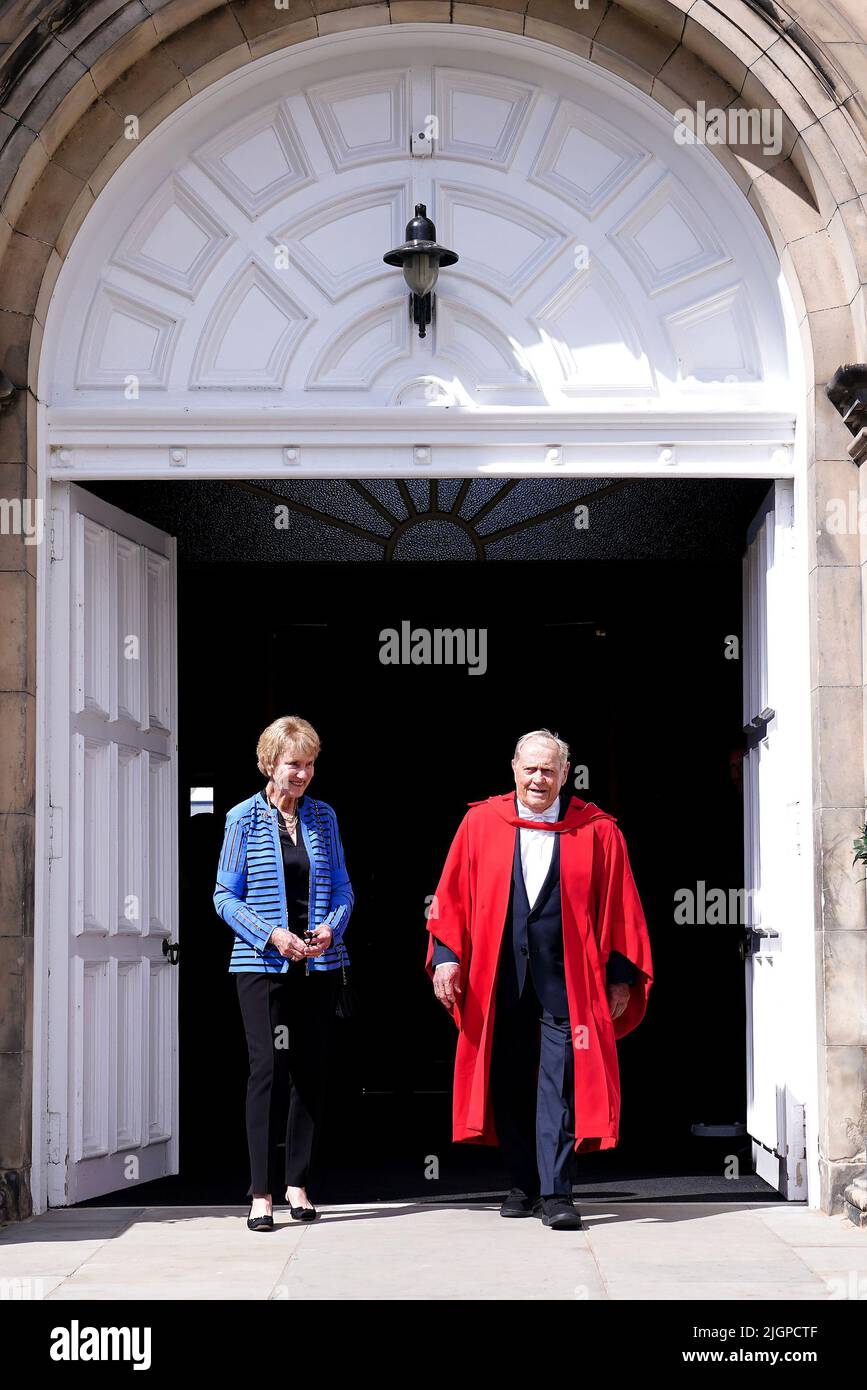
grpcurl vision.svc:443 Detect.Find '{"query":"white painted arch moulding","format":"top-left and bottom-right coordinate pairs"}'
top-left (45, 408), bottom-right (796, 479)
top-left (39, 26), bottom-right (802, 481)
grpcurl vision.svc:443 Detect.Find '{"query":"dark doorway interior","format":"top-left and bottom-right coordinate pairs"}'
top-left (76, 477), bottom-right (781, 1206)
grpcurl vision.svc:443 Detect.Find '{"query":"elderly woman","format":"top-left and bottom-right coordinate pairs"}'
top-left (213, 715), bottom-right (353, 1231)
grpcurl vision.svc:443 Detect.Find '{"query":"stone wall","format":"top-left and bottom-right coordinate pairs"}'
top-left (1, 0), bottom-right (866, 1217)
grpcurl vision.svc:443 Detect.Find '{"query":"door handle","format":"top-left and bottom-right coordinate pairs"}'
top-left (161, 938), bottom-right (180, 965)
top-left (739, 926), bottom-right (779, 960)
top-left (743, 708), bottom-right (776, 747)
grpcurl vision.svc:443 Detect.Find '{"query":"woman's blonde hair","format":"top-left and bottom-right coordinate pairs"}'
top-left (256, 715), bottom-right (321, 776)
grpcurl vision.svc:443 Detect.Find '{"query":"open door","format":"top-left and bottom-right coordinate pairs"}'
top-left (741, 479), bottom-right (807, 1199)
top-left (46, 482), bottom-right (179, 1204)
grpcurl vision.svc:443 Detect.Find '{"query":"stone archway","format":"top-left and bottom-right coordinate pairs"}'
top-left (39, 27), bottom-right (794, 415)
top-left (1, 0), bottom-right (866, 1220)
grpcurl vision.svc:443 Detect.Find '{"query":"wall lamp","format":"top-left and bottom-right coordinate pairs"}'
top-left (384, 203), bottom-right (458, 339)
top-left (826, 364), bottom-right (867, 436)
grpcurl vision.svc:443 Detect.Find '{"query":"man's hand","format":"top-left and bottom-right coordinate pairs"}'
top-left (607, 981), bottom-right (630, 1020)
top-left (305, 925), bottom-right (333, 957)
top-left (433, 962), bottom-right (462, 1008)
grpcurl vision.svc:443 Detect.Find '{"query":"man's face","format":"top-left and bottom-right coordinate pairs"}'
top-left (511, 740), bottom-right (569, 813)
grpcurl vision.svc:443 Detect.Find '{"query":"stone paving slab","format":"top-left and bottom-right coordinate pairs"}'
top-left (0, 1200), bottom-right (862, 1301)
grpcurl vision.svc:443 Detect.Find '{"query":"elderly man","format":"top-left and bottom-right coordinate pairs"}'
top-left (425, 730), bottom-right (653, 1230)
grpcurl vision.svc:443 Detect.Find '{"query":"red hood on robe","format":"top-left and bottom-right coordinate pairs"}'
top-left (470, 791), bottom-right (616, 832)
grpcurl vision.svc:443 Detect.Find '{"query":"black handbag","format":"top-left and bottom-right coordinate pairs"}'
top-left (334, 939), bottom-right (360, 1020)
top-left (311, 797), bottom-right (359, 1019)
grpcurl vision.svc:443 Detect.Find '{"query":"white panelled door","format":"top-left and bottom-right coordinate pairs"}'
top-left (741, 479), bottom-right (807, 1199)
top-left (47, 482), bottom-right (179, 1205)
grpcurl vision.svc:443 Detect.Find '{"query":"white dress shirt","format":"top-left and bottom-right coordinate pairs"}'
top-left (515, 795), bottom-right (561, 909)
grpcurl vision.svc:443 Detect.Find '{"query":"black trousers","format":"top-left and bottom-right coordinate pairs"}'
top-left (236, 965), bottom-right (338, 1197)
top-left (489, 968), bottom-right (578, 1198)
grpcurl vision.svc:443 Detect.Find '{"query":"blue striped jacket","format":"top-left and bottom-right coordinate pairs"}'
top-left (213, 790), bottom-right (353, 973)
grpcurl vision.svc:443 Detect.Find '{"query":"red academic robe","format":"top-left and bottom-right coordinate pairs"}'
top-left (424, 794), bottom-right (653, 1153)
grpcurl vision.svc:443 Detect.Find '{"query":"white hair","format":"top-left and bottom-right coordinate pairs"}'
top-left (513, 728), bottom-right (570, 768)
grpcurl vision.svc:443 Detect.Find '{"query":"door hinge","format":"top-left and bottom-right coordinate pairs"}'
top-left (48, 804), bottom-right (62, 860)
top-left (49, 509), bottom-right (64, 561)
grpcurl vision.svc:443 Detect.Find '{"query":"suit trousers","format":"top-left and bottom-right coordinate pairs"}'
top-left (489, 969), bottom-right (578, 1198)
top-left (236, 964), bottom-right (338, 1196)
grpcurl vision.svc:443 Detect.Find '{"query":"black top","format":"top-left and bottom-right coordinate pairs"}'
top-left (260, 790), bottom-right (310, 936)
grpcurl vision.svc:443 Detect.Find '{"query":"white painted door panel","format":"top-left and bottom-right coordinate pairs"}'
top-left (47, 482), bottom-right (178, 1204)
top-left (742, 480), bottom-right (806, 1198)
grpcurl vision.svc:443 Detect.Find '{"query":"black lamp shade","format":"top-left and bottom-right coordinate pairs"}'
top-left (383, 203), bottom-right (458, 298)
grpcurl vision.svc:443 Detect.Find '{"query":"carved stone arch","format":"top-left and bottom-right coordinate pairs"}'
top-left (0, 1), bottom-right (861, 454)
top-left (0, 0), bottom-right (861, 406)
top-left (36, 28), bottom-right (797, 414)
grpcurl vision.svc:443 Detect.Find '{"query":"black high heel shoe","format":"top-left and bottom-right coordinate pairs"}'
top-left (247, 1201), bottom-right (274, 1231)
top-left (286, 1189), bottom-right (318, 1221)
top-left (289, 1202), bottom-right (317, 1221)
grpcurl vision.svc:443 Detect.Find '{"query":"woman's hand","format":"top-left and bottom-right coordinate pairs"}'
top-left (270, 928), bottom-right (309, 961)
top-left (304, 925), bottom-right (333, 957)
top-left (607, 982), bottom-right (631, 1021)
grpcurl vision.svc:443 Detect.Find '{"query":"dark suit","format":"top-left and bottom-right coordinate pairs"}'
top-left (432, 792), bottom-right (636, 1196)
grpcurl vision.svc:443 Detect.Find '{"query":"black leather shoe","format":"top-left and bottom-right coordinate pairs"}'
top-left (540, 1195), bottom-right (582, 1230)
top-left (247, 1203), bottom-right (274, 1232)
top-left (499, 1187), bottom-right (539, 1217)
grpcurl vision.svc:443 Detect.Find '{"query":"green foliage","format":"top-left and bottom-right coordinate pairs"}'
top-left (852, 823), bottom-right (867, 884)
